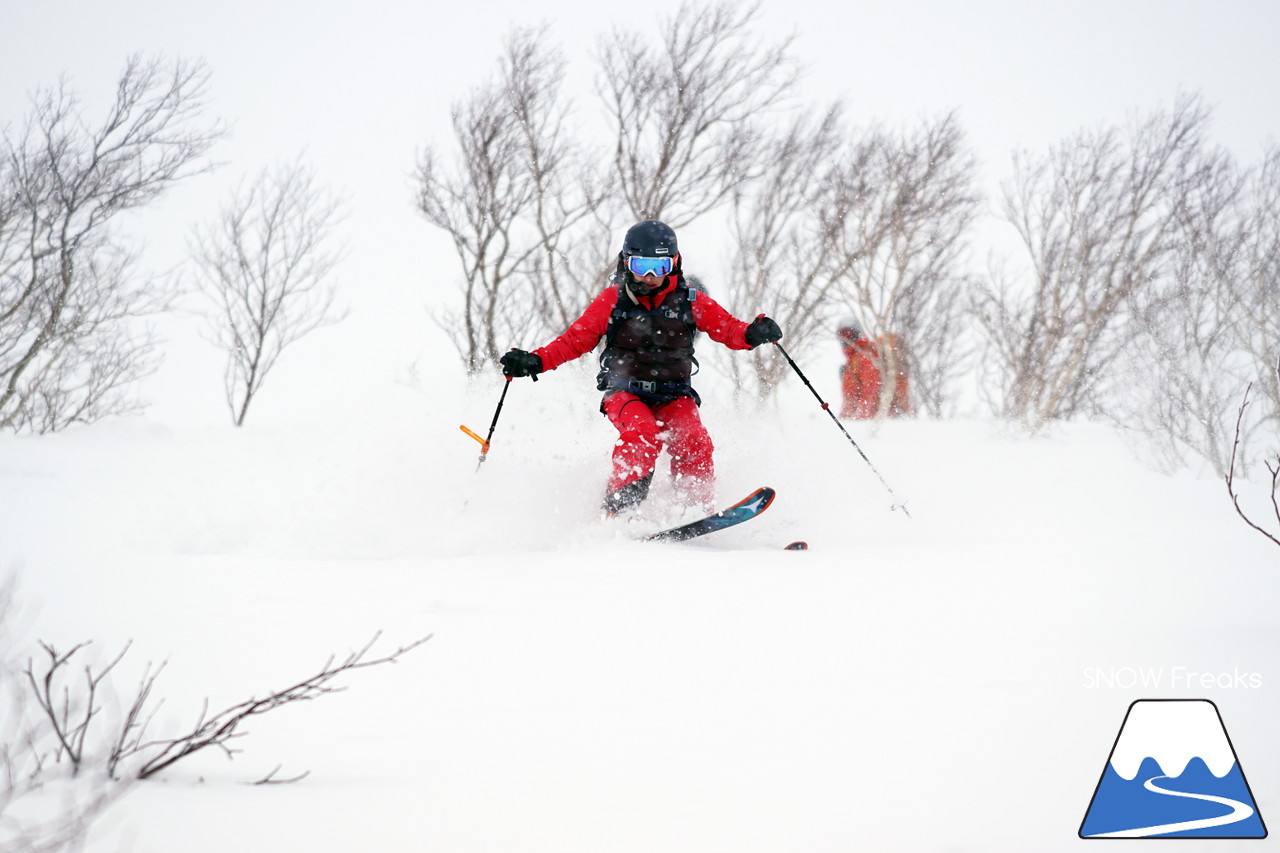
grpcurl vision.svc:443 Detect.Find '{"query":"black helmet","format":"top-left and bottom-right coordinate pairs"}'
top-left (617, 220), bottom-right (680, 296)
top-left (837, 317), bottom-right (864, 346)
top-left (621, 220), bottom-right (677, 258)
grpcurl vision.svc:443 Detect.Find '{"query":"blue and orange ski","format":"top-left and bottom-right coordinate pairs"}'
top-left (645, 486), bottom-right (776, 543)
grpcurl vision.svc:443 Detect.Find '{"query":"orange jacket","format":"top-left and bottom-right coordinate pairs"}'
top-left (840, 334), bottom-right (910, 419)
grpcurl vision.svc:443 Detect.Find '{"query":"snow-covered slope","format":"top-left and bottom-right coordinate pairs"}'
top-left (2, 368), bottom-right (1277, 852)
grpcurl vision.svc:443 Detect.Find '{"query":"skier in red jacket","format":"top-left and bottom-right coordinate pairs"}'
top-left (500, 220), bottom-right (782, 516)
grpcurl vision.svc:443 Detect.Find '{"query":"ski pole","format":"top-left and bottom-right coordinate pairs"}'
top-left (773, 342), bottom-right (911, 517)
top-left (459, 377), bottom-right (513, 473)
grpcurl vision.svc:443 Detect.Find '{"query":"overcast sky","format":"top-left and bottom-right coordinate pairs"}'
top-left (7, 0), bottom-right (1274, 168)
top-left (2, 0), bottom-right (1277, 424)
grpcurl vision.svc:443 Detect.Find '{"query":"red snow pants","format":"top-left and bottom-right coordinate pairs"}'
top-left (602, 392), bottom-right (714, 507)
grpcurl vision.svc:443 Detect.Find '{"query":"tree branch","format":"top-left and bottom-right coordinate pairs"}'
top-left (1226, 377), bottom-right (1280, 548)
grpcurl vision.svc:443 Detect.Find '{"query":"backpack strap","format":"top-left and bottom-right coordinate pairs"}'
top-left (603, 278), bottom-right (699, 348)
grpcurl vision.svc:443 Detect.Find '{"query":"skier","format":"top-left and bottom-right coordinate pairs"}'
top-left (837, 319), bottom-right (910, 419)
top-left (500, 220), bottom-right (783, 516)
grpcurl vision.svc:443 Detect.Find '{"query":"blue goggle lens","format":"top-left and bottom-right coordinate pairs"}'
top-left (627, 256), bottom-right (673, 278)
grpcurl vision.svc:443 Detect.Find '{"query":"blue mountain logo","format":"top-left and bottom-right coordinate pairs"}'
top-left (1080, 699), bottom-right (1267, 838)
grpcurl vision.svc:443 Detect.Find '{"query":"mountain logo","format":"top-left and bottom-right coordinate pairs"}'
top-left (1080, 699), bottom-right (1267, 838)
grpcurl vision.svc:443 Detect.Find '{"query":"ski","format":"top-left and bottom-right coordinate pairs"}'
top-left (645, 486), bottom-right (775, 543)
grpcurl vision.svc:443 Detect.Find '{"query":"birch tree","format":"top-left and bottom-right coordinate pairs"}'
top-left (189, 159), bottom-right (347, 426)
top-left (415, 26), bottom-right (603, 372)
top-left (1232, 146), bottom-right (1280, 435)
top-left (721, 105), bottom-right (845, 399)
top-left (597, 0), bottom-right (799, 227)
top-left (415, 3), bottom-right (806, 374)
top-left (1111, 145), bottom-right (1245, 473)
top-left (0, 55), bottom-right (222, 432)
top-left (830, 113), bottom-right (981, 417)
top-left (976, 94), bottom-right (1219, 430)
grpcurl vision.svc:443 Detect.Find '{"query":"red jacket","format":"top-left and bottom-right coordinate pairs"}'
top-left (840, 334), bottom-right (910, 419)
top-left (533, 276), bottom-right (752, 373)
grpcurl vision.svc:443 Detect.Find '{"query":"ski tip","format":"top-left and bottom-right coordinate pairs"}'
top-left (784, 541), bottom-right (808, 551)
top-left (643, 486), bottom-right (777, 543)
top-left (736, 486), bottom-right (775, 513)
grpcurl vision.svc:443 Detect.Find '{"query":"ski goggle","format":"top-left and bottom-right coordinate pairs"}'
top-left (626, 255), bottom-right (674, 278)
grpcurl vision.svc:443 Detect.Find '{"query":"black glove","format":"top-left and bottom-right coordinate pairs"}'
top-left (500, 348), bottom-right (543, 378)
top-left (744, 315), bottom-right (782, 347)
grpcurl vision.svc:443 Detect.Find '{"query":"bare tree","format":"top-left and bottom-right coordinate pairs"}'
top-left (419, 4), bottom-right (812, 375)
top-left (415, 26), bottom-right (603, 373)
top-left (416, 79), bottom-right (526, 373)
top-left (189, 158), bottom-right (347, 426)
top-left (504, 33), bottom-right (611, 336)
top-left (1105, 139), bottom-right (1246, 473)
top-left (0, 54), bottom-right (223, 432)
top-left (1231, 145), bottom-right (1280, 435)
top-left (720, 104), bottom-right (846, 400)
top-left (976, 94), bottom-right (1220, 431)
top-left (830, 113), bottom-right (981, 417)
top-left (597, 0), bottom-right (799, 226)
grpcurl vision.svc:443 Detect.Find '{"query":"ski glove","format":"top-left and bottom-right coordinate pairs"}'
top-left (744, 315), bottom-right (783, 347)
top-left (501, 348), bottom-right (543, 378)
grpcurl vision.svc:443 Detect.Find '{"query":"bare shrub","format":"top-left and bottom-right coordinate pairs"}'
top-left (1100, 142), bottom-right (1276, 475)
top-left (2, 576), bottom-right (429, 851)
top-left (1, 581), bottom-right (125, 853)
top-left (19, 632), bottom-right (430, 782)
top-left (189, 158), bottom-right (347, 426)
top-left (1109, 140), bottom-right (1245, 473)
top-left (976, 94), bottom-right (1220, 431)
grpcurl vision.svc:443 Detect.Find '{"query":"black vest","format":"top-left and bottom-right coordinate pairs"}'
top-left (596, 279), bottom-right (700, 402)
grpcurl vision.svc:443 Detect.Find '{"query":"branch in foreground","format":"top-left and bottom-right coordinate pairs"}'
top-left (134, 631), bottom-right (432, 779)
top-left (251, 764), bottom-right (312, 785)
top-left (23, 640), bottom-right (132, 772)
top-left (18, 630), bottom-right (432, 786)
